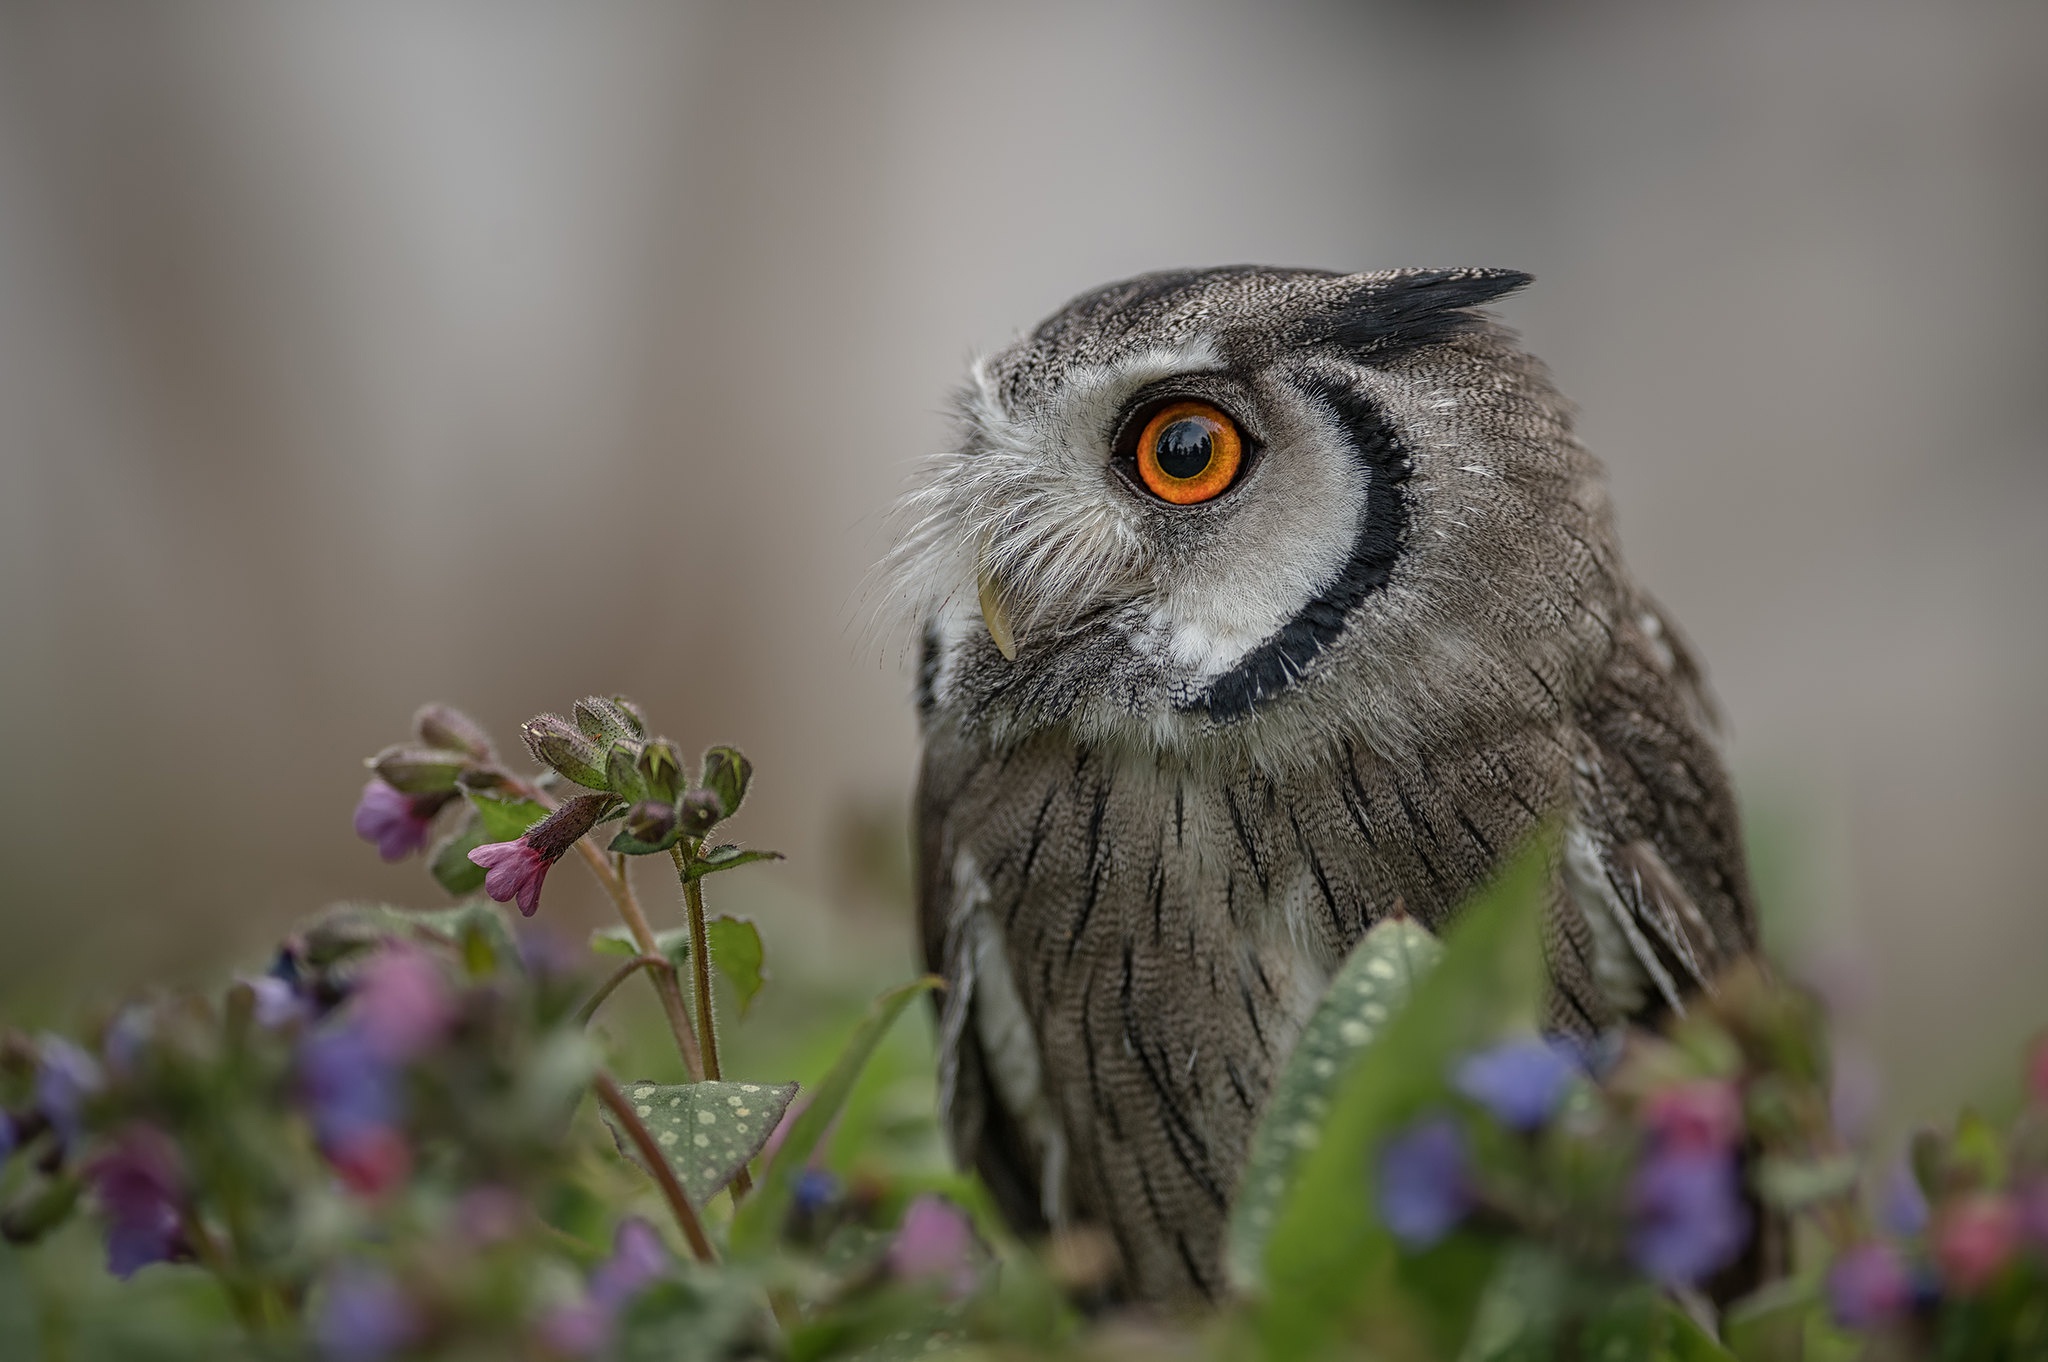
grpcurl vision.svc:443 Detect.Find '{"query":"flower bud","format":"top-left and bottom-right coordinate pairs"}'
top-left (521, 714), bottom-right (609, 791)
top-left (411, 704), bottom-right (493, 761)
top-left (625, 800), bottom-right (678, 845)
top-left (367, 745), bottom-right (471, 795)
top-left (700, 746), bottom-right (752, 820)
top-left (573, 696), bottom-right (645, 744)
top-left (636, 739), bottom-right (683, 804)
top-left (676, 789), bottom-right (723, 838)
top-left (605, 741), bottom-right (648, 802)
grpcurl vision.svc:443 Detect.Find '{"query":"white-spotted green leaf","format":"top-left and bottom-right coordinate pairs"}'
top-left (598, 1079), bottom-right (798, 1207)
top-left (1226, 913), bottom-right (1442, 1290)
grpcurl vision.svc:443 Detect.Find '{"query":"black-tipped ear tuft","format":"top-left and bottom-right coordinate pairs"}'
top-left (1308, 268), bottom-right (1532, 356)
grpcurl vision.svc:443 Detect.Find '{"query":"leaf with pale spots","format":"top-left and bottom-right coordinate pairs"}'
top-left (1226, 913), bottom-right (1442, 1291)
top-left (598, 1079), bottom-right (798, 1207)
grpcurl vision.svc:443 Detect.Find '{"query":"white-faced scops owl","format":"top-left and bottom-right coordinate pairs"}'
top-left (889, 268), bottom-right (1757, 1304)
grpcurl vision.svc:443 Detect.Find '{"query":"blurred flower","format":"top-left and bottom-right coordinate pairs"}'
top-left (1643, 1079), bottom-right (1744, 1155)
top-left (1830, 1045), bottom-right (1882, 1143)
top-left (455, 1185), bottom-right (526, 1246)
top-left (245, 975), bottom-right (309, 1029)
top-left (1629, 1149), bottom-right (1750, 1287)
top-left (469, 841), bottom-right (551, 917)
top-left (1934, 1193), bottom-right (2019, 1294)
top-left (794, 1168), bottom-right (840, 1216)
top-left (100, 1007), bottom-right (154, 1078)
top-left (314, 1264), bottom-right (421, 1362)
top-left (327, 1126), bottom-right (413, 1198)
top-left (299, 1027), bottom-right (403, 1146)
top-left (1454, 1037), bottom-right (1578, 1131)
top-left (35, 1035), bottom-right (104, 1152)
top-left (589, 1218), bottom-right (669, 1309)
top-left (0, 1112), bottom-right (15, 1162)
top-left (352, 948), bottom-right (453, 1062)
top-left (537, 1301), bottom-right (612, 1357)
top-left (1375, 1115), bottom-right (1470, 1250)
top-left (86, 1125), bottom-right (189, 1279)
top-left (1882, 1157), bottom-right (1930, 1238)
top-left (353, 779), bottom-right (442, 861)
top-left (1827, 1241), bottom-right (1913, 1329)
top-left (888, 1195), bottom-right (980, 1298)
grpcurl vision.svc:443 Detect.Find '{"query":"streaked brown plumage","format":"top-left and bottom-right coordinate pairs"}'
top-left (892, 267), bottom-right (1757, 1303)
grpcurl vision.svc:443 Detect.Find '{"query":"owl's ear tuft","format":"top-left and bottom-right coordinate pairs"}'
top-left (1307, 268), bottom-right (1532, 357)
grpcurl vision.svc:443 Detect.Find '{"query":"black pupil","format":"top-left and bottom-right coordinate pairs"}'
top-left (1155, 419), bottom-right (1214, 480)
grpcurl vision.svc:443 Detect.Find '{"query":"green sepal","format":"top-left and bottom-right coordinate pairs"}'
top-left (700, 747), bottom-right (752, 820)
top-left (598, 1079), bottom-right (799, 1206)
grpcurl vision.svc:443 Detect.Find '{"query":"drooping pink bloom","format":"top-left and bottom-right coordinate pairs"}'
top-left (352, 779), bottom-right (440, 862)
top-left (1643, 1079), bottom-right (1745, 1155)
top-left (887, 1195), bottom-right (981, 1298)
top-left (469, 840), bottom-right (551, 917)
top-left (352, 947), bottom-right (454, 1062)
top-left (1934, 1193), bottom-right (2020, 1294)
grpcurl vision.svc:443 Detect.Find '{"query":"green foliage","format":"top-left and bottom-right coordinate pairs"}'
top-left (598, 1080), bottom-right (798, 1205)
top-left (463, 788), bottom-right (549, 843)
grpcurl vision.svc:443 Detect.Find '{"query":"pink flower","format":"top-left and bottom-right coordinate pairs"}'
top-left (352, 780), bottom-right (441, 862)
top-left (887, 1195), bottom-right (981, 1299)
top-left (470, 840), bottom-right (552, 917)
top-left (327, 1126), bottom-right (413, 1198)
top-left (1826, 1241), bottom-right (1913, 1330)
top-left (1934, 1193), bottom-right (2020, 1294)
top-left (1643, 1079), bottom-right (1745, 1155)
top-left (455, 1185), bottom-right (526, 1246)
top-left (352, 948), bottom-right (454, 1062)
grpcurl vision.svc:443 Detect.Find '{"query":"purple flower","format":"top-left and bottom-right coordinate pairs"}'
top-left (1643, 1079), bottom-right (1744, 1155)
top-left (1629, 1149), bottom-right (1750, 1286)
top-left (794, 1168), bottom-right (840, 1216)
top-left (86, 1126), bottom-right (190, 1279)
top-left (537, 1301), bottom-right (612, 1356)
top-left (35, 1035), bottom-right (104, 1151)
top-left (589, 1218), bottom-right (669, 1310)
top-left (1882, 1157), bottom-right (1930, 1238)
top-left (1375, 1116), bottom-right (1471, 1249)
top-left (1453, 1037), bottom-right (1578, 1131)
top-left (887, 1195), bottom-right (981, 1298)
top-left (314, 1264), bottom-right (420, 1362)
top-left (101, 1007), bottom-right (155, 1078)
top-left (352, 947), bottom-right (454, 1062)
top-left (0, 1112), bottom-right (16, 1162)
top-left (455, 1185), bottom-right (526, 1246)
top-left (245, 975), bottom-right (309, 1029)
top-left (1935, 1194), bottom-right (2019, 1295)
top-left (1827, 1242), bottom-right (1912, 1330)
top-left (352, 779), bottom-right (439, 862)
top-left (469, 840), bottom-right (553, 917)
top-left (299, 1026), bottom-right (404, 1147)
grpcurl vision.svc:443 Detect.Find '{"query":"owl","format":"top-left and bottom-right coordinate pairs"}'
top-left (889, 267), bottom-right (1757, 1304)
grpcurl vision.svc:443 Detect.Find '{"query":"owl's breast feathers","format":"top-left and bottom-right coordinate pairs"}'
top-left (915, 603), bottom-right (1757, 1304)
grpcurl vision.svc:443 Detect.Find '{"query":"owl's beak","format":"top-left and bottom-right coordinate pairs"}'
top-left (977, 571), bottom-right (1019, 661)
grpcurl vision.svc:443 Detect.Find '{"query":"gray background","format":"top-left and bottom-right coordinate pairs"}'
top-left (2, 0), bottom-right (2044, 1126)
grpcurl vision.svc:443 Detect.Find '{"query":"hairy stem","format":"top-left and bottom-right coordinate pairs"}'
top-left (576, 954), bottom-right (669, 1026)
top-left (670, 845), bottom-right (755, 1201)
top-left (594, 1071), bottom-right (717, 1263)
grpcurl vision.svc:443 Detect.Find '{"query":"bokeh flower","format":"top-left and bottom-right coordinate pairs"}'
top-left (1934, 1193), bottom-right (2019, 1294)
top-left (1629, 1149), bottom-right (1750, 1286)
top-left (351, 947), bottom-right (454, 1062)
top-left (1643, 1079), bottom-right (1744, 1155)
top-left (455, 1185), bottom-right (526, 1246)
top-left (86, 1125), bottom-right (190, 1278)
top-left (298, 1024), bottom-right (411, 1193)
top-left (1453, 1037), bottom-right (1578, 1131)
top-left (314, 1264), bottom-right (421, 1362)
top-left (589, 1218), bottom-right (669, 1309)
top-left (35, 1035), bottom-right (104, 1152)
top-left (1375, 1115), bottom-right (1471, 1249)
top-left (1881, 1157), bottom-right (1930, 1237)
top-left (352, 779), bottom-right (440, 862)
top-left (1826, 1241), bottom-right (1913, 1329)
top-left (794, 1168), bottom-right (840, 1216)
top-left (245, 975), bottom-right (309, 1029)
top-left (887, 1195), bottom-right (981, 1298)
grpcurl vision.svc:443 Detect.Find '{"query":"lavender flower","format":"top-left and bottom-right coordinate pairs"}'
top-left (1643, 1079), bottom-right (1744, 1155)
top-left (589, 1218), bottom-right (669, 1309)
top-left (794, 1168), bottom-right (840, 1216)
top-left (352, 779), bottom-right (439, 862)
top-left (1826, 1242), bottom-right (1912, 1330)
top-left (245, 975), bottom-right (309, 1029)
top-left (1629, 1149), bottom-right (1750, 1286)
top-left (35, 1035), bottom-right (104, 1152)
top-left (887, 1195), bottom-right (981, 1298)
top-left (314, 1264), bottom-right (421, 1362)
top-left (299, 1026), bottom-right (403, 1146)
top-left (0, 1112), bottom-right (15, 1163)
top-left (1453, 1037), bottom-right (1578, 1131)
top-left (1882, 1157), bottom-right (1930, 1237)
top-left (1375, 1116), bottom-right (1471, 1249)
top-left (351, 947), bottom-right (453, 1063)
top-left (536, 1301), bottom-right (612, 1357)
top-left (455, 1185), bottom-right (525, 1246)
top-left (100, 1007), bottom-right (154, 1079)
top-left (86, 1125), bottom-right (189, 1278)
top-left (1935, 1194), bottom-right (2019, 1295)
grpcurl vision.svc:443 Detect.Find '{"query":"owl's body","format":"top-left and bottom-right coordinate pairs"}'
top-left (896, 268), bottom-right (1756, 1303)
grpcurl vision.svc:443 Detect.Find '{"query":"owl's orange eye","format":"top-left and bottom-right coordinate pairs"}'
top-left (1134, 401), bottom-right (1244, 505)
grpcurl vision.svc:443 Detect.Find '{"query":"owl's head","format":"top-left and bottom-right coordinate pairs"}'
top-left (889, 268), bottom-right (1623, 768)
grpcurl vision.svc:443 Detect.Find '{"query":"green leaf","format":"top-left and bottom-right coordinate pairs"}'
top-left (316, 899), bottom-right (518, 977)
top-left (609, 821), bottom-right (687, 857)
top-left (1255, 831), bottom-right (1553, 1361)
top-left (590, 926), bottom-right (690, 969)
top-left (599, 1079), bottom-right (798, 1207)
top-left (700, 746), bottom-right (752, 819)
top-left (465, 788), bottom-right (549, 843)
top-left (1660, 1299), bottom-right (1740, 1362)
top-left (729, 976), bottom-right (942, 1256)
top-left (1755, 1154), bottom-right (1859, 1210)
top-left (1455, 1245), bottom-right (1570, 1362)
top-left (1227, 913), bottom-right (1441, 1289)
top-left (706, 915), bottom-right (767, 1016)
top-left (428, 810), bottom-right (489, 895)
top-left (1723, 1279), bottom-right (1819, 1362)
top-left (676, 845), bottom-right (784, 883)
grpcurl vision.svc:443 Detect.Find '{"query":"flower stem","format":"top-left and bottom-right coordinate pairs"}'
top-left (594, 1071), bottom-right (717, 1263)
top-left (572, 838), bottom-right (705, 1082)
top-left (670, 845), bottom-right (755, 1202)
top-left (576, 954), bottom-right (669, 1026)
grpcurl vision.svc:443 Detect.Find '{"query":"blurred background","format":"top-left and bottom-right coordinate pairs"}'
top-left (1, 0), bottom-right (2043, 1133)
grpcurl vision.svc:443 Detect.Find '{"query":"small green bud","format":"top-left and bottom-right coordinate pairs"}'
top-left (604, 741), bottom-right (648, 802)
top-left (520, 714), bottom-right (609, 791)
top-left (412, 703), bottom-right (494, 761)
top-left (676, 788), bottom-right (723, 838)
top-left (369, 745), bottom-right (472, 795)
top-left (573, 696), bottom-right (645, 743)
top-left (635, 739), bottom-right (683, 803)
top-left (624, 799), bottom-right (678, 845)
top-left (700, 746), bottom-right (752, 820)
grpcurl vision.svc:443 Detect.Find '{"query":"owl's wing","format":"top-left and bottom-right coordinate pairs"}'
top-left (916, 746), bottom-right (1051, 1238)
top-left (1552, 601), bottom-right (1759, 1029)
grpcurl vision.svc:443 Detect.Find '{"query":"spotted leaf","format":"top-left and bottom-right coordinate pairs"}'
top-left (599, 1079), bottom-right (798, 1207)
